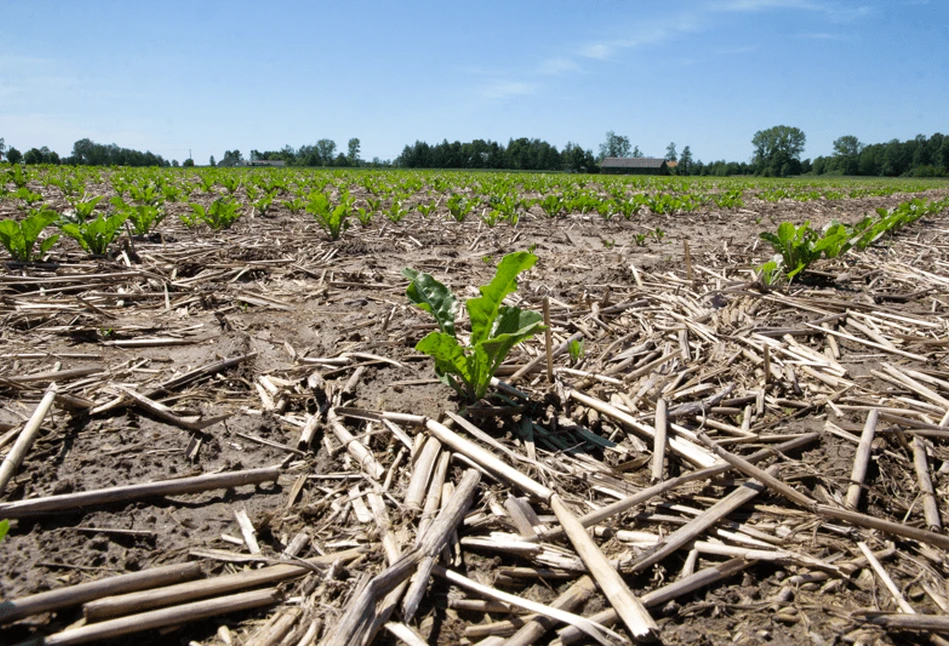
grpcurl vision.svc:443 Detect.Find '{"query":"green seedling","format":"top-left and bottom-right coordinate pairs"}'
top-left (539, 193), bottom-right (566, 218)
top-left (185, 199), bottom-right (242, 230)
top-left (307, 190), bottom-right (354, 240)
top-left (62, 195), bottom-right (104, 224)
top-left (60, 211), bottom-right (129, 255)
top-left (568, 338), bottom-right (585, 362)
top-left (634, 233), bottom-right (648, 247)
top-left (129, 181), bottom-right (162, 206)
top-left (253, 193), bottom-right (273, 216)
top-left (282, 196), bottom-right (305, 214)
top-left (7, 164), bottom-right (30, 188)
top-left (14, 187), bottom-right (44, 208)
top-left (124, 204), bottom-right (167, 235)
top-left (416, 201), bottom-right (438, 218)
top-left (219, 174), bottom-right (241, 195)
top-left (355, 207), bottom-right (374, 227)
top-left (0, 208), bottom-right (60, 261)
top-left (652, 227), bottom-right (666, 243)
top-left (812, 221), bottom-right (851, 259)
top-left (756, 259), bottom-right (781, 286)
top-left (198, 174), bottom-right (217, 194)
top-left (386, 199), bottom-right (409, 223)
top-left (759, 221), bottom-right (820, 282)
top-left (446, 193), bottom-right (473, 222)
top-left (0, 519), bottom-right (8, 542)
top-left (404, 251), bottom-right (546, 402)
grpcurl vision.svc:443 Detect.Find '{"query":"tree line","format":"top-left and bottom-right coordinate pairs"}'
top-left (811, 133), bottom-right (949, 178)
top-left (242, 138), bottom-right (369, 167)
top-left (2, 131), bottom-right (948, 178)
top-left (393, 138), bottom-right (598, 173)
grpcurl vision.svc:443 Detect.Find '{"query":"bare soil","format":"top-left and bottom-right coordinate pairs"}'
top-left (3, 182), bottom-right (949, 645)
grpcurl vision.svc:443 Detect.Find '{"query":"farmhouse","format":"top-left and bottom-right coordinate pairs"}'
top-left (600, 157), bottom-right (669, 175)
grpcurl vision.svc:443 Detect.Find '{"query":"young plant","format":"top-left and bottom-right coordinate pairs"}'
top-left (812, 221), bottom-right (851, 259)
top-left (128, 181), bottom-right (163, 206)
top-left (539, 193), bottom-right (566, 218)
top-left (568, 338), bottom-right (585, 362)
top-left (0, 519), bottom-right (8, 543)
top-left (0, 208), bottom-right (60, 261)
top-left (307, 190), bottom-right (353, 240)
top-left (446, 193), bottom-right (473, 222)
top-left (125, 204), bottom-right (167, 235)
top-left (403, 251), bottom-right (546, 402)
top-left (185, 199), bottom-right (242, 230)
top-left (14, 187), bottom-right (44, 209)
top-left (416, 200), bottom-right (438, 218)
top-left (253, 193), bottom-right (274, 216)
top-left (62, 194), bottom-right (104, 224)
top-left (282, 196), bottom-right (305, 214)
top-left (759, 221), bottom-right (820, 282)
top-left (219, 174), bottom-right (241, 195)
top-left (355, 206), bottom-right (374, 227)
top-left (60, 211), bottom-right (129, 255)
top-left (7, 163), bottom-right (30, 188)
top-left (386, 199), bottom-right (409, 223)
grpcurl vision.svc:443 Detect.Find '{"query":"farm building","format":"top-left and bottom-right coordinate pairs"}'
top-left (600, 157), bottom-right (669, 175)
top-left (248, 159), bottom-right (287, 167)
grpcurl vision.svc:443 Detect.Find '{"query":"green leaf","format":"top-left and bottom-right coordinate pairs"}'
top-left (407, 250), bottom-right (545, 402)
top-left (415, 330), bottom-right (470, 397)
top-left (467, 251), bottom-right (537, 346)
top-left (0, 220), bottom-right (24, 260)
top-left (0, 518), bottom-right (8, 542)
top-left (403, 268), bottom-right (458, 336)
top-left (39, 234), bottom-right (60, 255)
top-left (0, 210), bottom-right (60, 261)
top-left (814, 222), bottom-right (851, 259)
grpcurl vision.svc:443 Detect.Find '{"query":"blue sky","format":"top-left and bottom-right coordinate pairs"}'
top-left (2, 0), bottom-right (947, 165)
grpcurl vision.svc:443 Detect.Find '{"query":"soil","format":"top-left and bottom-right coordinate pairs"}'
top-left (2, 176), bottom-right (949, 646)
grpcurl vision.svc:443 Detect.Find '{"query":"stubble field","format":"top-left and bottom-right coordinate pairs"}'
top-left (2, 166), bottom-right (949, 645)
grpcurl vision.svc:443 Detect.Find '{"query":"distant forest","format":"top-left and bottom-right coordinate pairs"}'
top-left (2, 132), bottom-right (948, 178)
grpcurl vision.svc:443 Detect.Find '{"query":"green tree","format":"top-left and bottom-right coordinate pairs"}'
top-left (23, 148), bottom-right (43, 164)
top-left (183, 158), bottom-right (195, 167)
top-left (752, 125), bottom-right (806, 177)
top-left (562, 142), bottom-right (596, 173)
top-left (0, 137), bottom-right (5, 161)
top-left (209, 155), bottom-right (216, 167)
top-left (218, 150), bottom-right (242, 167)
top-left (665, 142), bottom-right (677, 162)
top-left (832, 135), bottom-right (863, 175)
top-left (598, 130), bottom-right (631, 161)
top-left (316, 139), bottom-right (337, 165)
top-left (678, 145), bottom-right (693, 175)
top-left (347, 138), bottom-right (361, 166)
top-left (6, 147), bottom-right (22, 164)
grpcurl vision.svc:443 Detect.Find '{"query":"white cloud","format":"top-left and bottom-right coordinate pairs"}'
top-left (795, 31), bottom-right (850, 40)
top-left (479, 80), bottom-right (538, 101)
top-left (577, 16), bottom-right (701, 61)
top-left (715, 0), bottom-right (872, 23)
top-left (538, 57), bottom-right (582, 75)
top-left (715, 45), bottom-right (758, 54)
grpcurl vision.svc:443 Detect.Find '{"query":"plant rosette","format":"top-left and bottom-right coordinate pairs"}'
top-left (404, 251), bottom-right (546, 402)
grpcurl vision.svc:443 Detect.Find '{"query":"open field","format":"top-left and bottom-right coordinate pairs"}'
top-left (3, 166), bottom-right (949, 645)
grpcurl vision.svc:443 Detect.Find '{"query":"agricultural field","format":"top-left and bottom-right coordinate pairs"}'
top-left (2, 164), bottom-right (949, 645)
